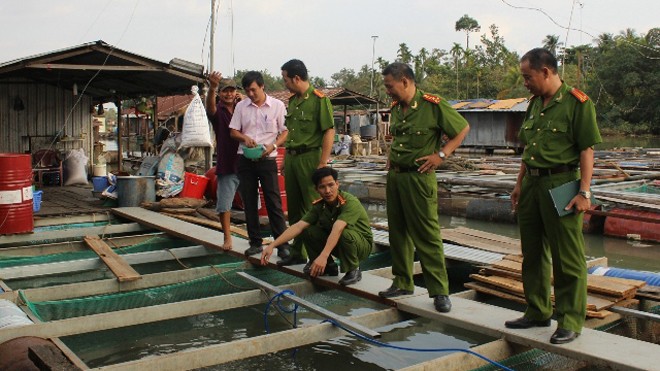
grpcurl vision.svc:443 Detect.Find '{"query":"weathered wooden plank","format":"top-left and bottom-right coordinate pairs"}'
top-left (587, 275), bottom-right (642, 299)
top-left (91, 309), bottom-right (404, 371)
top-left (396, 295), bottom-right (660, 371)
top-left (399, 339), bottom-right (527, 371)
top-left (84, 236), bottom-right (141, 282)
top-left (491, 259), bottom-right (522, 274)
top-left (28, 343), bottom-right (83, 371)
top-left (0, 223), bottom-right (149, 247)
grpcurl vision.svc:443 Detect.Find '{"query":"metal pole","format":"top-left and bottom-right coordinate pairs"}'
top-left (237, 272), bottom-right (381, 338)
top-left (210, 0), bottom-right (216, 72)
top-left (369, 35), bottom-right (378, 97)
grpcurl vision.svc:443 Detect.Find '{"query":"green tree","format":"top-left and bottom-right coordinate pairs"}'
top-left (232, 69), bottom-right (284, 91)
top-left (397, 43), bottom-right (413, 64)
top-left (455, 14), bottom-right (481, 50)
top-left (542, 34), bottom-right (562, 56)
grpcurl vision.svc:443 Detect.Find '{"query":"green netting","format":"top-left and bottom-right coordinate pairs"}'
top-left (33, 221), bottom-right (111, 233)
top-left (360, 250), bottom-right (391, 271)
top-left (21, 262), bottom-right (303, 322)
top-left (622, 184), bottom-right (660, 194)
top-left (0, 236), bottom-right (192, 268)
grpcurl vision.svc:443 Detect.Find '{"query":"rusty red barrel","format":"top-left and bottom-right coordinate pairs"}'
top-left (0, 153), bottom-right (34, 235)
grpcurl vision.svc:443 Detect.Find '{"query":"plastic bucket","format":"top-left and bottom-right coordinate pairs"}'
top-left (0, 153), bottom-right (33, 234)
top-left (93, 164), bottom-right (107, 177)
top-left (181, 172), bottom-right (209, 199)
top-left (92, 176), bottom-right (109, 192)
top-left (32, 190), bottom-right (43, 212)
top-left (116, 176), bottom-right (156, 207)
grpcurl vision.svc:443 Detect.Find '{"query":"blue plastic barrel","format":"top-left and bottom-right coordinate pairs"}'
top-left (589, 266), bottom-right (660, 286)
top-left (92, 176), bottom-right (109, 192)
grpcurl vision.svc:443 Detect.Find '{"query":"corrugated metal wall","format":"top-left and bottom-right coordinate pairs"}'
top-left (459, 111), bottom-right (523, 150)
top-left (0, 80), bottom-right (93, 159)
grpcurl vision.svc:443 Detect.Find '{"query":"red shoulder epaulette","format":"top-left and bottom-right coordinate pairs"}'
top-left (569, 88), bottom-right (589, 103)
top-left (422, 93), bottom-right (442, 104)
top-left (390, 100), bottom-right (398, 108)
top-left (337, 194), bottom-right (346, 206)
top-left (313, 89), bottom-right (325, 98)
top-left (312, 198), bottom-right (323, 205)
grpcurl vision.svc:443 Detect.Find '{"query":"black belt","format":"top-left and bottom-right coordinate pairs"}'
top-left (242, 156), bottom-right (276, 162)
top-left (390, 164), bottom-right (419, 173)
top-left (526, 165), bottom-right (576, 177)
top-left (286, 147), bottom-right (319, 155)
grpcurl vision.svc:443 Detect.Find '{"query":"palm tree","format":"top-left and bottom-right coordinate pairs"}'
top-left (455, 14), bottom-right (481, 50)
top-left (543, 34), bottom-right (561, 56)
top-left (450, 43), bottom-right (463, 98)
top-left (397, 43), bottom-right (413, 64)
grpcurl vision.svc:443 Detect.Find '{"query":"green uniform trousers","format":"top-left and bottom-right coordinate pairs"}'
top-left (284, 149), bottom-right (321, 259)
top-left (386, 170), bottom-right (449, 296)
top-left (302, 225), bottom-right (372, 272)
top-left (518, 170), bottom-right (587, 333)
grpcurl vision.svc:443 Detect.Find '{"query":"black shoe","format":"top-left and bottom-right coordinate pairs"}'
top-left (339, 269), bottom-right (362, 286)
top-left (378, 285), bottom-right (413, 298)
top-left (433, 295), bottom-right (452, 313)
top-left (277, 246), bottom-right (291, 259)
top-left (276, 255), bottom-right (307, 266)
top-left (550, 328), bottom-right (579, 344)
top-left (303, 262), bottom-right (339, 277)
top-left (504, 316), bottom-right (551, 329)
top-left (244, 245), bottom-right (263, 256)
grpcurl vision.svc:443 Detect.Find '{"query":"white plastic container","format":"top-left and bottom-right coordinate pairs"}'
top-left (93, 164), bottom-right (107, 177)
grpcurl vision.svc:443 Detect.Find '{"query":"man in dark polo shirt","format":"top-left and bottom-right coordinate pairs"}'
top-left (206, 72), bottom-right (240, 250)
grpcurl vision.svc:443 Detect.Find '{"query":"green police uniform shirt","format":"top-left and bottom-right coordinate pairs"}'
top-left (285, 85), bottom-right (334, 149)
top-left (389, 90), bottom-right (468, 167)
top-left (519, 83), bottom-right (602, 168)
top-left (301, 190), bottom-right (373, 243)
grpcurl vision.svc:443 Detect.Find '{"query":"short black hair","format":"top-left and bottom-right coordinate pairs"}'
top-left (241, 71), bottom-right (264, 89)
top-left (312, 166), bottom-right (338, 187)
top-left (281, 59), bottom-right (309, 81)
top-left (521, 48), bottom-right (558, 74)
top-left (382, 62), bottom-right (415, 82)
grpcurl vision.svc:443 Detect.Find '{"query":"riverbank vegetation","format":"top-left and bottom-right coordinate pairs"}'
top-left (234, 17), bottom-right (659, 135)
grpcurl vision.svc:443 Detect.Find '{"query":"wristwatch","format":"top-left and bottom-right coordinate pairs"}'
top-left (272, 143), bottom-right (278, 150)
top-left (578, 190), bottom-right (592, 199)
top-left (438, 150), bottom-right (446, 159)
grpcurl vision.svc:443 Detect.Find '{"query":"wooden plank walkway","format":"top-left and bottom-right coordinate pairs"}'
top-left (110, 207), bottom-right (659, 370)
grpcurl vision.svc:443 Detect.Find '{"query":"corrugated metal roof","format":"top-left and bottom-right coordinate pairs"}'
top-left (488, 98), bottom-right (528, 110)
top-left (269, 87), bottom-right (382, 106)
top-left (0, 40), bottom-right (205, 101)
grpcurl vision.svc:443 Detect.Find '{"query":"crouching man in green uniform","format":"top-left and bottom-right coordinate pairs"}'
top-left (378, 62), bottom-right (470, 313)
top-left (261, 167), bottom-right (372, 286)
top-left (505, 48), bottom-right (601, 344)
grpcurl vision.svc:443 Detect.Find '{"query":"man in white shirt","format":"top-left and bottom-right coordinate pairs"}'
top-left (230, 71), bottom-right (290, 257)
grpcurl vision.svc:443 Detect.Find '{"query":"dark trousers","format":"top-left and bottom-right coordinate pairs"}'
top-left (237, 157), bottom-right (289, 248)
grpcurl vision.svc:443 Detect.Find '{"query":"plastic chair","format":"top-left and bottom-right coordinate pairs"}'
top-left (32, 149), bottom-right (63, 187)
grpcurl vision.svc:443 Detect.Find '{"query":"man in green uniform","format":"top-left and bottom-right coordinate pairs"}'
top-left (277, 59), bottom-right (336, 266)
top-left (261, 167), bottom-right (372, 286)
top-left (378, 62), bottom-right (470, 313)
top-left (505, 48), bottom-right (601, 344)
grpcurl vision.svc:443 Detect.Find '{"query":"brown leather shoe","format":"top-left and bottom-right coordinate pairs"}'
top-left (505, 316), bottom-right (551, 329)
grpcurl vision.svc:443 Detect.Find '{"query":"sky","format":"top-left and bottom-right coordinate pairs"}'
top-left (0, 0), bottom-right (657, 82)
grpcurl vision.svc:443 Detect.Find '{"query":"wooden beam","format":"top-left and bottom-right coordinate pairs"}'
top-left (94, 309), bottom-right (404, 371)
top-left (0, 245), bottom-right (217, 280)
top-left (27, 63), bottom-right (162, 71)
top-left (84, 236), bottom-right (141, 282)
top-left (399, 339), bottom-right (527, 371)
top-left (0, 281), bottom-right (314, 344)
top-left (0, 233), bottom-right (164, 257)
top-left (0, 223), bottom-right (149, 248)
top-left (34, 213), bottom-right (115, 227)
